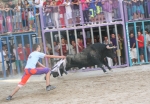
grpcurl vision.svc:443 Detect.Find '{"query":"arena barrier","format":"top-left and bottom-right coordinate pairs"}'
top-left (126, 20), bottom-right (150, 66)
top-left (39, 0), bottom-right (129, 71)
top-left (0, 33), bottom-right (39, 79)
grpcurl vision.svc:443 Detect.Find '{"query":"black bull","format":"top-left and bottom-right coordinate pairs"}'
top-left (51, 43), bottom-right (116, 77)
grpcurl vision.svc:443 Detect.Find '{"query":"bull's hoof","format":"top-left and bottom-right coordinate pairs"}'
top-left (104, 72), bottom-right (108, 74)
top-left (109, 69), bottom-right (113, 72)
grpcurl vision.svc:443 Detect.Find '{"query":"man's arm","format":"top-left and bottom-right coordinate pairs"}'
top-left (136, 37), bottom-right (144, 43)
top-left (132, 43), bottom-right (135, 48)
top-left (37, 62), bottom-right (46, 67)
top-left (44, 55), bottom-right (65, 59)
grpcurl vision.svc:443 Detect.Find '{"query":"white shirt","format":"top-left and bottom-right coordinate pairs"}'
top-left (70, 44), bottom-right (76, 54)
top-left (146, 34), bottom-right (150, 46)
top-left (54, 45), bottom-right (59, 56)
top-left (34, 0), bottom-right (43, 8)
top-left (28, 11), bottom-right (34, 18)
top-left (47, 43), bottom-right (51, 49)
top-left (63, 2), bottom-right (72, 13)
top-left (0, 51), bottom-right (6, 62)
top-left (25, 51), bottom-right (46, 68)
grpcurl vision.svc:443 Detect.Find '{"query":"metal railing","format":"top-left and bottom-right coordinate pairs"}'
top-left (0, 6), bottom-right (38, 34)
top-left (0, 33), bottom-right (39, 79)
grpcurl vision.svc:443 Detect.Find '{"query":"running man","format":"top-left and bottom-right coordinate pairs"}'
top-left (6, 44), bottom-right (66, 100)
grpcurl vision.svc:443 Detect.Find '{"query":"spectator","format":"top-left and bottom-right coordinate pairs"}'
top-left (14, 0), bottom-right (23, 32)
top-left (28, 6), bottom-right (34, 31)
top-left (89, 0), bottom-right (97, 24)
top-left (132, 0), bottom-right (137, 20)
top-left (0, 2), bottom-right (5, 33)
top-left (102, 0), bottom-right (113, 23)
top-left (58, 38), bottom-right (68, 56)
top-left (136, 31), bottom-right (145, 63)
top-left (103, 36), bottom-right (109, 44)
top-left (43, 0), bottom-right (54, 30)
top-left (72, 0), bottom-right (80, 26)
top-left (53, 41), bottom-right (59, 56)
top-left (8, 1), bottom-right (16, 31)
top-left (86, 38), bottom-right (92, 46)
top-left (9, 46), bottom-right (16, 75)
top-left (25, 44), bottom-right (31, 58)
top-left (2, 45), bottom-right (7, 71)
top-left (71, 40), bottom-right (76, 54)
top-left (56, 0), bottom-right (66, 28)
top-left (17, 43), bottom-right (26, 72)
top-left (96, 0), bottom-right (104, 23)
top-left (46, 41), bottom-right (52, 55)
top-left (51, 0), bottom-right (59, 28)
top-left (0, 49), bottom-right (7, 75)
top-left (63, 0), bottom-right (73, 27)
top-left (77, 38), bottom-right (84, 52)
top-left (81, 0), bottom-right (89, 25)
top-left (94, 38), bottom-right (98, 43)
top-left (137, 0), bottom-right (144, 19)
top-left (129, 33), bottom-right (137, 64)
top-left (126, 0), bottom-right (132, 20)
top-left (118, 34), bottom-right (124, 64)
top-left (33, 0), bottom-right (43, 14)
top-left (110, 34), bottom-right (118, 65)
top-left (13, 44), bottom-right (21, 71)
top-left (112, 0), bottom-right (120, 19)
top-left (4, 3), bottom-right (13, 32)
top-left (145, 30), bottom-right (150, 62)
top-left (22, 0), bottom-right (29, 31)
top-left (148, 0), bottom-right (150, 17)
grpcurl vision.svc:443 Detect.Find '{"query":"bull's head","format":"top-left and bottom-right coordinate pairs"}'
top-left (105, 44), bottom-right (116, 59)
top-left (51, 59), bottom-right (68, 78)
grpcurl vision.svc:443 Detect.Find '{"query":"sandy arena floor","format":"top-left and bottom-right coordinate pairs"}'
top-left (1, 65), bottom-right (150, 104)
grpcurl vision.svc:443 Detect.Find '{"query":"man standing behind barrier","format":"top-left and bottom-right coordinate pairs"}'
top-left (17, 44), bottom-right (26, 72)
top-left (6, 44), bottom-right (65, 100)
top-left (145, 30), bottom-right (150, 62)
top-left (136, 31), bottom-right (145, 63)
top-left (130, 33), bottom-right (137, 64)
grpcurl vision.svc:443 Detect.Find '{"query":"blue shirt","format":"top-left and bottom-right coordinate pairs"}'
top-left (97, 1), bottom-right (102, 7)
top-left (130, 37), bottom-right (136, 48)
top-left (111, 38), bottom-right (117, 46)
top-left (89, 0), bottom-right (96, 10)
top-left (25, 51), bottom-right (46, 68)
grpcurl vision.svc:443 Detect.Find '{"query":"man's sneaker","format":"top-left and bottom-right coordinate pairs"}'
top-left (6, 95), bottom-right (12, 100)
top-left (46, 85), bottom-right (56, 91)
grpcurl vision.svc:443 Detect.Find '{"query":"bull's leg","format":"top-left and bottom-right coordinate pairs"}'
top-left (102, 59), bottom-right (113, 72)
top-left (97, 63), bottom-right (108, 74)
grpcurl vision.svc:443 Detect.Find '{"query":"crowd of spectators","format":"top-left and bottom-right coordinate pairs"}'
top-left (0, 0), bottom-right (43, 33)
top-left (129, 29), bottom-right (150, 65)
top-left (0, 0), bottom-right (122, 33)
top-left (42, 0), bottom-right (121, 29)
top-left (0, 42), bottom-right (31, 76)
top-left (124, 0), bottom-right (150, 21)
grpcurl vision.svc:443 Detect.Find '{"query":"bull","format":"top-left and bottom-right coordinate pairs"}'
top-left (51, 43), bottom-right (116, 78)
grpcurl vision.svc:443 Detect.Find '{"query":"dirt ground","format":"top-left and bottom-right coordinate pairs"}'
top-left (1, 65), bottom-right (150, 104)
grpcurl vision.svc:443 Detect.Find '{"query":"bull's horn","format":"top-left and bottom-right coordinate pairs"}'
top-left (113, 46), bottom-right (116, 48)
